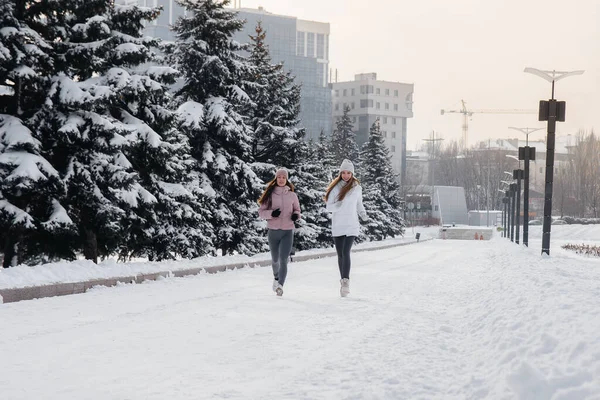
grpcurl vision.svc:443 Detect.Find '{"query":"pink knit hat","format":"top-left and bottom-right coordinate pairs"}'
top-left (275, 168), bottom-right (289, 179)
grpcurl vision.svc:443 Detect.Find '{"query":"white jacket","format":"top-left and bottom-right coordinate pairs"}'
top-left (326, 181), bottom-right (366, 237)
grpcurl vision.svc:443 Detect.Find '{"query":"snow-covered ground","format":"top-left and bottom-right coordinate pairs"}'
top-left (1, 224), bottom-right (600, 399)
top-left (0, 228), bottom-right (436, 290)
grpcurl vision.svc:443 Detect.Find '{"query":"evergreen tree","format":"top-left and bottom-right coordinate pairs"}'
top-left (243, 21), bottom-right (304, 182)
top-left (170, 0), bottom-right (263, 255)
top-left (0, 116), bottom-right (73, 267)
top-left (107, 3), bottom-right (214, 261)
top-left (330, 105), bottom-right (359, 167)
top-left (291, 139), bottom-right (334, 250)
top-left (316, 128), bottom-right (337, 181)
top-left (360, 120), bottom-right (405, 240)
top-left (27, 0), bottom-right (208, 263)
top-left (0, 0), bottom-right (74, 267)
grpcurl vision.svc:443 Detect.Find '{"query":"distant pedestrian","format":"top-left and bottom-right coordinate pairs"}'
top-left (258, 168), bottom-right (301, 296)
top-left (324, 159), bottom-right (367, 297)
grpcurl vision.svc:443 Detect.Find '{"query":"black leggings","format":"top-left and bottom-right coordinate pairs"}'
top-left (334, 235), bottom-right (355, 279)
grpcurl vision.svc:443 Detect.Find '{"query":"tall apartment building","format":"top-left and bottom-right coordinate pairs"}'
top-left (232, 7), bottom-right (332, 140)
top-left (331, 73), bottom-right (414, 184)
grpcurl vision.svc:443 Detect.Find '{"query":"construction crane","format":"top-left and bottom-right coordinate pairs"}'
top-left (441, 99), bottom-right (537, 149)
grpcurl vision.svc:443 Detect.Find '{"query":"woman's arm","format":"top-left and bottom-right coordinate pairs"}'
top-left (357, 186), bottom-right (367, 219)
top-left (325, 184), bottom-right (342, 212)
top-left (292, 193), bottom-right (301, 219)
top-left (258, 199), bottom-right (274, 219)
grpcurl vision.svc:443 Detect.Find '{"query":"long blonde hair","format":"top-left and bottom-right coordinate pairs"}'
top-left (258, 178), bottom-right (295, 206)
top-left (324, 174), bottom-right (360, 202)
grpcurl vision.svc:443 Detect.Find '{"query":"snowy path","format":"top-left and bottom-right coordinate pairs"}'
top-left (2, 232), bottom-right (600, 399)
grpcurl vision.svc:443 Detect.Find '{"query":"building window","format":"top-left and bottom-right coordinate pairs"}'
top-left (394, 89), bottom-right (399, 97)
top-left (343, 89), bottom-right (347, 96)
top-left (391, 145), bottom-right (396, 152)
top-left (351, 102), bottom-right (355, 109)
top-left (385, 103), bottom-right (389, 110)
top-left (360, 85), bottom-right (374, 94)
top-left (351, 88), bottom-right (355, 96)
top-left (343, 102), bottom-right (347, 109)
top-left (335, 104), bottom-right (339, 111)
top-left (296, 31), bottom-right (305, 56)
top-left (383, 117), bottom-right (388, 124)
top-left (385, 88), bottom-right (390, 96)
top-left (376, 88), bottom-right (380, 95)
top-left (352, 116), bottom-right (357, 122)
top-left (334, 90), bottom-right (339, 97)
top-left (394, 104), bottom-right (398, 111)
top-left (392, 131), bottom-right (396, 138)
top-left (376, 102), bottom-right (380, 109)
top-left (392, 117), bottom-right (397, 124)
top-left (316, 33), bottom-right (325, 58)
top-left (382, 131), bottom-right (387, 137)
top-left (360, 99), bottom-right (373, 108)
top-left (307, 32), bottom-right (315, 57)
top-left (406, 93), bottom-right (413, 111)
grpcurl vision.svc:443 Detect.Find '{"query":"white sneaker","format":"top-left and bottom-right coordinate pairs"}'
top-left (276, 283), bottom-right (284, 297)
top-left (340, 278), bottom-right (350, 297)
top-left (272, 279), bottom-right (279, 292)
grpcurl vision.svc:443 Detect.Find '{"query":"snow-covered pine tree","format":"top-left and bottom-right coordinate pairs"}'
top-left (243, 21), bottom-right (335, 251)
top-left (170, 0), bottom-right (263, 255)
top-left (27, 0), bottom-right (198, 263)
top-left (360, 120), bottom-right (405, 240)
top-left (291, 138), bottom-right (334, 250)
top-left (0, 0), bottom-right (75, 267)
top-left (316, 128), bottom-right (337, 182)
top-left (243, 22), bottom-right (304, 176)
top-left (330, 105), bottom-right (360, 168)
top-left (105, 2), bottom-right (214, 261)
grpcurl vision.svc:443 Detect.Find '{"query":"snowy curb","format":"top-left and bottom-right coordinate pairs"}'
top-left (0, 238), bottom-right (431, 304)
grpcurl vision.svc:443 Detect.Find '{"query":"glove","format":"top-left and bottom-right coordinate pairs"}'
top-left (359, 211), bottom-right (367, 221)
top-left (271, 208), bottom-right (281, 217)
top-left (291, 213), bottom-right (299, 221)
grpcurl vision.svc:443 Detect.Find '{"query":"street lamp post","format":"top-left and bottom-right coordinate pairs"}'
top-left (524, 67), bottom-right (584, 255)
top-left (509, 183), bottom-right (517, 242)
top-left (509, 127), bottom-right (543, 247)
top-left (502, 196), bottom-right (509, 238)
top-left (513, 169), bottom-right (524, 244)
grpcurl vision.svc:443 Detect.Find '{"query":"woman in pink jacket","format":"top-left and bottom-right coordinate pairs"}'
top-left (258, 168), bottom-right (301, 296)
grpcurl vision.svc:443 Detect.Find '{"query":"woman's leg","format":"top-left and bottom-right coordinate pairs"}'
top-left (333, 236), bottom-right (346, 278)
top-left (268, 230), bottom-right (282, 281)
top-left (277, 230), bottom-right (294, 285)
top-left (341, 236), bottom-right (355, 279)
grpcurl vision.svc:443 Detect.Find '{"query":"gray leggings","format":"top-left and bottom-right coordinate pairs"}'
top-left (268, 229), bottom-right (294, 286)
top-left (334, 235), bottom-right (355, 279)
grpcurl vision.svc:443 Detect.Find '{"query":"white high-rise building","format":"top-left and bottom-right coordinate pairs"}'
top-left (331, 73), bottom-right (414, 184)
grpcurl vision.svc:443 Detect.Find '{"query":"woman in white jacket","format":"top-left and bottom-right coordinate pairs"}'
top-left (324, 159), bottom-right (367, 297)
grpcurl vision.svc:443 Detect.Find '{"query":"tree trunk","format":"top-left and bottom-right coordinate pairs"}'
top-left (82, 228), bottom-right (98, 264)
top-left (3, 234), bottom-right (18, 268)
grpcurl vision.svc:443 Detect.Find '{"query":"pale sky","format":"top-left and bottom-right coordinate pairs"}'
top-left (235, 0), bottom-right (599, 150)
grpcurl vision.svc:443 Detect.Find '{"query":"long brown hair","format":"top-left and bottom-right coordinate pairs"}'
top-left (258, 178), bottom-right (295, 206)
top-left (324, 174), bottom-right (360, 202)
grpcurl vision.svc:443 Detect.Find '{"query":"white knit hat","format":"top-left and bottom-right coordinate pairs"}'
top-left (339, 159), bottom-right (354, 174)
top-left (275, 167), bottom-right (289, 179)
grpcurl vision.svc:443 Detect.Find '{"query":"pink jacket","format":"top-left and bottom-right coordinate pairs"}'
top-left (258, 185), bottom-right (301, 230)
